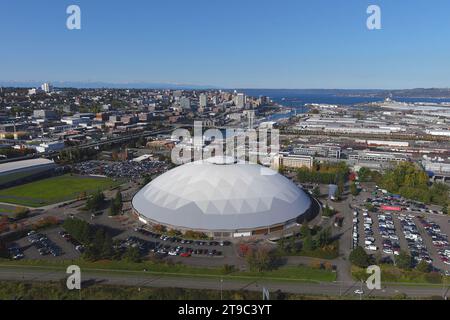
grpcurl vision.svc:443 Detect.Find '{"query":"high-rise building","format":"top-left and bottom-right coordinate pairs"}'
top-left (41, 83), bottom-right (53, 93)
top-left (199, 94), bottom-right (208, 108)
top-left (180, 97), bottom-right (191, 110)
top-left (234, 93), bottom-right (246, 108)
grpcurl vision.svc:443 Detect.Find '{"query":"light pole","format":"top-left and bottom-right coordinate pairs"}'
top-left (443, 275), bottom-right (447, 300)
top-left (360, 280), bottom-right (363, 301)
top-left (220, 278), bottom-right (223, 300)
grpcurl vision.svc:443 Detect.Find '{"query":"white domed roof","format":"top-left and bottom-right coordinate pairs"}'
top-left (132, 157), bottom-right (311, 231)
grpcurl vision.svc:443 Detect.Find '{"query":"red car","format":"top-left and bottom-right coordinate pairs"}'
top-left (180, 252), bottom-right (191, 257)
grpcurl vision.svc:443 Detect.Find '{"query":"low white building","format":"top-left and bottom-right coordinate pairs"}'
top-left (36, 141), bottom-right (65, 153)
top-left (272, 154), bottom-right (313, 171)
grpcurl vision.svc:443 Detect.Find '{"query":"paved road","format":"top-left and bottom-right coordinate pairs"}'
top-left (0, 265), bottom-right (448, 299)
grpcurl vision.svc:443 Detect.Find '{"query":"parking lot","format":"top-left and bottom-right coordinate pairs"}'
top-left (73, 160), bottom-right (168, 180)
top-left (131, 227), bottom-right (232, 259)
top-left (9, 227), bottom-right (82, 260)
top-left (350, 184), bottom-right (450, 274)
top-left (6, 220), bottom-right (235, 263)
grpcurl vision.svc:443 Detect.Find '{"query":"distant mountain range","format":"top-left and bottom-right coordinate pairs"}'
top-left (239, 88), bottom-right (450, 99)
top-left (0, 80), bottom-right (219, 90)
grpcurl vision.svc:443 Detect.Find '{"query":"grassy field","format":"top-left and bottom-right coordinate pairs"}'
top-left (0, 174), bottom-right (119, 207)
top-left (1, 280), bottom-right (404, 300)
top-left (0, 258), bottom-right (336, 283)
top-left (352, 265), bottom-right (449, 285)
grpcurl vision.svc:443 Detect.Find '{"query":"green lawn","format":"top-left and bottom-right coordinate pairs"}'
top-left (352, 265), bottom-right (449, 285)
top-left (0, 174), bottom-right (118, 207)
top-left (0, 259), bottom-right (336, 283)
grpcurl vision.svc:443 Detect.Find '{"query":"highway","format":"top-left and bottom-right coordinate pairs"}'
top-left (0, 265), bottom-right (448, 299)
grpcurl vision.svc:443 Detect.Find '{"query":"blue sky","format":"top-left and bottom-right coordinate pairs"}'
top-left (1, 0), bottom-right (450, 89)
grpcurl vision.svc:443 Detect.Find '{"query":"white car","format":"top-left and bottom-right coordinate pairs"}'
top-left (389, 235), bottom-right (399, 240)
top-left (354, 289), bottom-right (364, 295)
top-left (383, 248), bottom-right (393, 254)
top-left (365, 245), bottom-right (378, 251)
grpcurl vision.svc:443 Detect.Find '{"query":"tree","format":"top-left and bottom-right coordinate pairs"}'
top-left (277, 237), bottom-right (286, 252)
top-left (379, 162), bottom-right (449, 206)
top-left (167, 229), bottom-right (182, 237)
top-left (101, 233), bottom-right (114, 259)
top-left (86, 191), bottom-right (105, 212)
top-left (300, 223), bottom-right (311, 239)
top-left (443, 204), bottom-right (449, 215)
top-left (123, 246), bottom-right (142, 263)
top-left (302, 233), bottom-right (316, 251)
top-left (350, 182), bottom-right (359, 196)
top-left (365, 203), bottom-right (376, 212)
top-left (349, 246), bottom-right (370, 268)
top-left (312, 186), bottom-right (321, 198)
top-left (136, 136), bottom-right (147, 147)
top-left (336, 180), bottom-right (345, 199)
top-left (317, 227), bottom-right (332, 247)
top-left (63, 218), bottom-right (92, 244)
top-left (416, 260), bottom-right (431, 273)
top-left (358, 167), bottom-right (381, 183)
top-left (322, 205), bottom-right (335, 218)
top-left (288, 236), bottom-right (298, 254)
top-left (245, 246), bottom-right (278, 272)
top-left (142, 175), bottom-right (153, 186)
top-left (396, 251), bottom-right (412, 270)
top-left (0, 240), bottom-right (8, 258)
top-left (13, 207), bottom-right (30, 220)
top-left (109, 191), bottom-right (123, 216)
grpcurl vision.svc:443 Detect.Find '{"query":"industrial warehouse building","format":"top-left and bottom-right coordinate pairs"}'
top-left (0, 158), bottom-right (57, 187)
top-left (132, 156), bottom-right (313, 238)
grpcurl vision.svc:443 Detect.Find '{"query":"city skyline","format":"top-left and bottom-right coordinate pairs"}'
top-left (2, 0), bottom-right (450, 89)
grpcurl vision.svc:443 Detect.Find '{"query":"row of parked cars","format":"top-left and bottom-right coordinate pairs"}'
top-left (370, 187), bottom-right (444, 215)
top-left (398, 216), bottom-right (432, 265)
top-left (352, 209), bottom-right (378, 251)
top-left (152, 243), bottom-right (222, 257)
top-left (135, 227), bottom-right (231, 247)
top-left (28, 231), bottom-right (62, 257)
top-left (362, 211), bottom-right (377, 252)
top-left (116, 236), bottom-right (149, 254)
top-left (7, 246), bottom-right (24, 260)
top-left (419, 218), bottom-right (450, 266)
top-left (352, 211), bottom-right (359, 249)
top-left (378, 213), bottom-right (401, 255)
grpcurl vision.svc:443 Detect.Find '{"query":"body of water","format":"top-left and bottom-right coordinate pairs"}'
top-left (241, 89), bottom-right (450, 106)
top-left (240, 89), bottom-right (450, 122)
